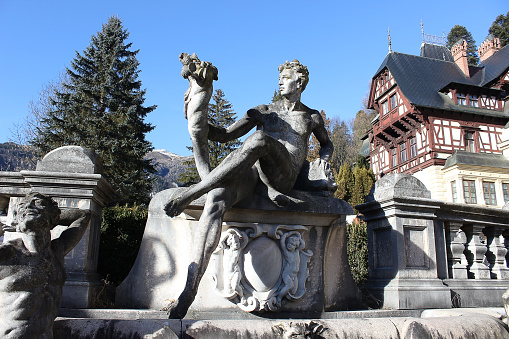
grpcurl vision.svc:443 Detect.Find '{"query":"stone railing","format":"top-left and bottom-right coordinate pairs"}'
top-left (357, 173), bottom-right (509, 309)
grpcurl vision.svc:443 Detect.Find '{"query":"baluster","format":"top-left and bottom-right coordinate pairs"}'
top-left (463, 224), bottom-right (490, 279)
top-left (504, 230), bottom-right (509, 269)
top-left (484, 226), bottom-right (509, 279)
top-left (445, 222), bottom-right (468, 279)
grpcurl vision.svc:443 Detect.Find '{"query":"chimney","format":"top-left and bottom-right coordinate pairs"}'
top-left (451, 39), bottom-right (470, 77)
top-left (478, 35), bottom-right (501, 62)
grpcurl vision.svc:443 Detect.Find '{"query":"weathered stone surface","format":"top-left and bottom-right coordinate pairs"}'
top-left (0, 193), bottom-right (91, 339)
top-left (116, 187), bottom-right (361, 314)
top-left (366, 173), bottom-right (431, 202)
top-left (54, 318), bottom-right (179, 339)
top-left (36, 145), bottom-right (103, 174)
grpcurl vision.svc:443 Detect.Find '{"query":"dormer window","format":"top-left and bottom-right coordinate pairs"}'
top-left (469, 94), bottom-right (479, 107)
top-left (465, 131), bottom-right (475, 152)
top-left (457, 93), bottom-right (467, 105)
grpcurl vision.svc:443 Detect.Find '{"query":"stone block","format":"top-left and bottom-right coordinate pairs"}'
top-left (116, 187), bottom-right (361, 315)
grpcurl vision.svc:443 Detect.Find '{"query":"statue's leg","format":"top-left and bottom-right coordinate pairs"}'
top-left (168, 170), bottom-right (257, 318)
top-left (165, 131), bottom-right (294, 217)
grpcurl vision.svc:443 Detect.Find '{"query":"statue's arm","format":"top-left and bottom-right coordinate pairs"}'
top-left (52, 209), bottom-right (91, 256)
top-left (208, 108), bottom-right (259, 142)
top-left (312, 111), bottom-right (333, 161)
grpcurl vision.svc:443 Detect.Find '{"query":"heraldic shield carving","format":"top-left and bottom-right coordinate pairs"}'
top-left (211, 223), bottom-right (313, 312)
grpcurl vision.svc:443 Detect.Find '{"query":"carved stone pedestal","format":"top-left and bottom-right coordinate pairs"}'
top-left (116, 188), bottom-right (362, 316)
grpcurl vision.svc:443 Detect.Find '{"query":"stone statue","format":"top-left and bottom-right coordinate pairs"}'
top-left (277, 232), bottom-right (305, 307)
top-left (179, 52), bottom-right (218, 179)
top-left (164, 59), bottom-right (333, 318)
top-left (220, 229), bottom-right (244, 298)
top-left (0, 192), bottom-right (91, 338)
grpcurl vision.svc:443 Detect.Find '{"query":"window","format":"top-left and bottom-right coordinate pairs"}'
top-left (409, 137), bottom-right (417, 158)
top-left (457, 93), bottom-right (466, 105)
top-left (400, 142), bottom-right (407, 163)
top-left (503, 183), bottom-right (509, 203)
top-left (391, 148), bottom-right (397, 166)
top-left (469, 94), bottom-right (479, 107)
top-left (483, 182), bottom-right (497, 205)
top-left (463, 180), bottom-right (477, 204)
top-left (381, 101), bottom-right (388, 115)
top-left (464, 131), bottom-right (475, 152)
top-left (390, 94), bottom-right (397, 110)
top-left (451, 181), bottom-right (458, 203)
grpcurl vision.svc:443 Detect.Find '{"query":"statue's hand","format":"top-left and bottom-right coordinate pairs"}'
top-left (0, 222), bottom-right (16, 236)
top-left (313, 159), bottom-right (337, 192)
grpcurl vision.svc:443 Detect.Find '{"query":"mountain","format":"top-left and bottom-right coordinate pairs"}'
top-left (0, 142), bottom-right (37, 171)
top-left (146, 149), bottom-right (193, 193)
top-left (0, 143), bottom-right (193, 194)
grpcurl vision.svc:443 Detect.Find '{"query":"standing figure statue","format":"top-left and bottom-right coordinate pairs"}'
top-left (0, 192), bottom-right (90, 338)
top-left (179, 52), bottom-right (219, 179)
top-left (276, 232), bottom-right (305, 307)
top-left (221, 229), bottom-right (244, 298)
top-left (165, 60), bottom-right (333, 318)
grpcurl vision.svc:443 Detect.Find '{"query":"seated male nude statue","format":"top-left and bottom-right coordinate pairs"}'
top-left (0, 192), bottom-right (90, 338)
top-left (164, 59), bottom-right (333, 318)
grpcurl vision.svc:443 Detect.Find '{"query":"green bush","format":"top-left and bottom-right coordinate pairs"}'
top-left (346, 220), bottom-right (368, 285)
top-left (98, 204), bottom-right (148, 285)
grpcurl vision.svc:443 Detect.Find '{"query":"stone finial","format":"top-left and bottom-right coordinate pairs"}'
top-left (365, 173), bottom-right (431, 202)
top-left (36, 146), bottom-right (103, 174)
top-left (478, 35), bottom-right (501, 63)
top-left (451, 39), bottom-right (470, 78)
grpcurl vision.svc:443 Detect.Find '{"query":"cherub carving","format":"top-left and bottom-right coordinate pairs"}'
top-left (179, 52), bottom-right (218, 179)
top-left (214, 228), bottom-right (247, 299)
top-left (277, 231), bottom-right (305, 307)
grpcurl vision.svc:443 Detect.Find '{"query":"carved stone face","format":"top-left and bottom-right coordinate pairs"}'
top-left (279, 69), bottom-right (301, 98)
top-left (15, 196), bottom-right (55, 233)
top-left (286, 236), bottom-right (300, 251)
top-left (227, 234), bottom-right (240, 250)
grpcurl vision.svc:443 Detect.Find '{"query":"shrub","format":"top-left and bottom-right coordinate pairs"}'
top-left (346, 220), bottom-right (368, 285)
top-left (98, 204), bottom-right (148, 286)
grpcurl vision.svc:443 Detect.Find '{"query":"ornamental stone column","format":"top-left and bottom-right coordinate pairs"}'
top-left (445, 221), bottom-right (468, 279)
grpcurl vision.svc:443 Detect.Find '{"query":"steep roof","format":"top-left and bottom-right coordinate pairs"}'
top-left (420, 43), bottom-right (454, 62)
top-left (443, 150), bottom-right (509, 170)
top-left (480, 44), bottom-right (509, 86)
top-left (372, 47), bottom-right (509, 118)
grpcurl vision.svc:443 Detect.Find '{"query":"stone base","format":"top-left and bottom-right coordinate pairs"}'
top-left (365, 278), bottom-right (452, 309)
top-left (61, 272), bottom-right (103, 309)
top-left (116, 188), bottom-right (361, 315)
top-left (444, 279), bottom-right (508, 308)
top-left (54, 309), bottom-right (509, 338)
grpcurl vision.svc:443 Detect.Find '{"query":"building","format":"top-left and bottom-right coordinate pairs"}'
top-left (365, 35), bottom-right (509, 207)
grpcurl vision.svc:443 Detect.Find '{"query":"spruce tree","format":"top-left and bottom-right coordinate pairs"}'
top-left (489, 11), bottom-right (509, 47)
top-left (446, 25), bottom-right (480, 65)
top-left (32, 16), bottom-right (156, 204)
top-left (179, 89), bottom-right (241, 185)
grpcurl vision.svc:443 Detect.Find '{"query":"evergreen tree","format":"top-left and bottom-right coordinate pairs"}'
top-left (179, 89), bottom-right (241, 185)
top-left (307, 110), bottom-right (331, 162)
top-left (31, 17), bottom-right (156, 204)
top-left (446, 25), bottom-right (479, 65)
top-left (489, 11), bottom-right (509, 47)
top-left (272, 89), bottom-right (283, 102)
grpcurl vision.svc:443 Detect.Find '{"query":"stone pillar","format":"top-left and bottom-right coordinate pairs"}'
top-left (7, 146), bottom-right (115, 308)
top-left (357, 173), bottom-right (451, 309)
top-left (484, 226), bottom-right (509, 279)
top-left (463, 224), bottom-right (490, 279)
top-left (445, 222), bottom-right (468, 279)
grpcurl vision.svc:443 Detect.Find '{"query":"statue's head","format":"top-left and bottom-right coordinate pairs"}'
top-left (13, 192), bottom-right (60, 233)
top-left (278, 60), bottom-right (309, 94)
top-left (286, 234), bottom-right (301, 251)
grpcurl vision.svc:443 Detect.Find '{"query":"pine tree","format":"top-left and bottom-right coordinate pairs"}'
top-left (179, 89), bottom-right (241, 185)
top-left (447, 25), bottom-right (480, 65)
top-left (31, 16), bottom-right (156, 204)
top-left (489, 11), bottom-right (509, 47)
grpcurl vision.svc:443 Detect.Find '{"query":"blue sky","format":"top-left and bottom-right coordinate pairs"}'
top-left (0, 0), bottom-right (507, 156)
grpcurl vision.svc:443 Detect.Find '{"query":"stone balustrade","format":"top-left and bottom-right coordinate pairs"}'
top-left (357, 173), bottom-right (509, 309)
